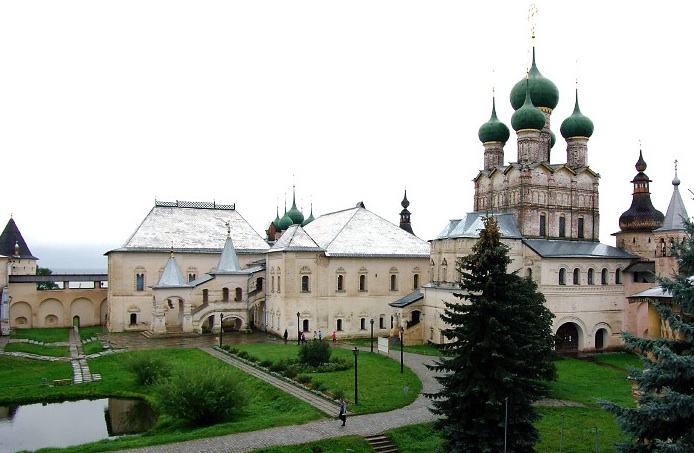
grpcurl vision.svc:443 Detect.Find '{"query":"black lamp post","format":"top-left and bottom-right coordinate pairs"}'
top-left (296, 311), bottom-right (301, 346)
top-left (219, 313), bottom-right (224, 348)
top-left (399, 326), bottom-right (404, 374)
top-left (353, 346), bottom-right (359, 404)
top-left (370, 318), bottom-right (374, 353)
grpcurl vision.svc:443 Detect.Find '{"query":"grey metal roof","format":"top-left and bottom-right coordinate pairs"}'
top-left (269, 224), bottom-right (323, 253)
top-left (215, 236), bottom-right (242, 273)
top-left (389, 289), bottom-right (423, 308)
top-left (523, 239), bottom-right (637, 259)
top-left (303, 206), bottom-right (430, 257)
top-left (114, 201), bottom-right (270, 253)
top-left (628, 286), bottom-right (672, 299)
top-left (435, 212), bottom-right (523, 240)
top-left (623, 261), bottom-right (655, 273)
top-left (655, 178), bottom-right (690, 232)
top-left (154, 255), bottom-right (190, 288)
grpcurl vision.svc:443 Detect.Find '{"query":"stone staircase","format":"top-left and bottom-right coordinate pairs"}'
top-left (365, 434), bottom-right (399, 453)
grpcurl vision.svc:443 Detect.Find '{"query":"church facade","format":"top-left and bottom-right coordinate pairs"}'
top-left (391, 39), bottom-right (689, 352)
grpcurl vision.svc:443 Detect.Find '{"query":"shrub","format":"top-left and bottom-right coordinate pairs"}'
top-left (269, 360), bottom-right (289, 373)
top-left (312, 381), bottom-right (327, 392)
top-left (154, 368), bottom-right (247, 426)
top-left (297, 374), bottom-right (312, 384)
top-left (125, 354), bottom-right (172, 386)
top-left (260, 359), bottom-right (273, 368)
top-left (298, 341), bottom-right (332, 368)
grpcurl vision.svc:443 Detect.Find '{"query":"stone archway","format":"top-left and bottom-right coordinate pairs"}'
top-left (555, 323), bottom-right (580, 351)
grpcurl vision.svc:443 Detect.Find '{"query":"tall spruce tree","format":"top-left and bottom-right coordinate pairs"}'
top-left (601, 220), bottom-right (694, 451)
top-left (426, 216), bottom-right (557, 453)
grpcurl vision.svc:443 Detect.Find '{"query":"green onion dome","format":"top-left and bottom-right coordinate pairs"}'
top-left (560, 90), bottom-right (594, 139)
top-left (549, 129), bottom-right (556, 148)
top-left (272, 207), bottom-right (281, 228)
top-left (277, 211), bottom-right (293, 230)
top-left (286, 200), bottom-right (304, 225)
top-left (511, 81), bottom-right (546, 132)
top-left (301, 205), bottom-right (315, 226)
top-left (510, 48), bottom-right (559, 111)
top-left (478, 97), bottom-right (510, 143)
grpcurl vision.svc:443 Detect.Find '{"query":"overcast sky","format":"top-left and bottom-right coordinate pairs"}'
top-left (1, 1), bottom-right (692, 270)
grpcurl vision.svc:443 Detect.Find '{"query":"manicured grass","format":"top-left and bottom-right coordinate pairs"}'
top-left (4, 348), bottom-right (326, 453)
top-left (382, 354), bottom-right (638, 453)
top-left (4, 342), bottom-right (70, 357)
top-left (346, 338), bottom-right (443, 356)
top-left (10, 327), bottom-right (69, 343)
top-left (591, 351), bottom-right (644, 372)
top-left (0, 356), bottom-right (73, 400)
top-left (79, 326), bottom-right (105, 339)
top-left (231, 343), bottom-right (422, 413)
top-left (82, 340), bottom-right (104, 355)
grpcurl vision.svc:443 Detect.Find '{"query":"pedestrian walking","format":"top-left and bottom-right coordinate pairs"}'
top-left (300, 331), bottom-right (306, 344)
top-left (283, 329), bottom-right (288, 344)
top-left (332, 330), bottom-right (337, 343)
top-left (313, 331), bottom-right (317, 342)
top-left (338, 398), bottom-right (347, 426)
top-left (318, 330), bottom-right (323, 341)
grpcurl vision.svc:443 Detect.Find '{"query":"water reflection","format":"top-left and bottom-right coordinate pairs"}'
top-left (0, 398), bottom-right (156, 453)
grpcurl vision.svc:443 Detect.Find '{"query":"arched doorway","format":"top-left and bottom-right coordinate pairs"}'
top-left (595, 328), bottom-right (607, 350)
top-left (555, 323), bottom-right (579, 351)
top-left (72, 316), bottom-right (80, 329)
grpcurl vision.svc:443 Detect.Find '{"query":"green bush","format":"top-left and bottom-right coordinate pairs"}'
top-left (260, 359), bottom-right (273, 368)
top-left (312, 381), bottom-right (327, 392)
top-left (332, 388), bottom-right (345, 400)
top-left (154, 367), bottom-right (247, 426)
top-left (298, 341), bottom-right (331, 368)
top-left (297, 374), bottom-right (312, 384)
top-left (125, 354), bottom-right (172, 386)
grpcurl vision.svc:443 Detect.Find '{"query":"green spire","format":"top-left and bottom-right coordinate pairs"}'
top-left (478, 97), bottom-right (510, 143)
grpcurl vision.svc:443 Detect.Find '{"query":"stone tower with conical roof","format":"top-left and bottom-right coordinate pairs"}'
top-left (653, 162), bottom-right (689, 276)
top-left (0, 217), bottom-right (38, 278)
top-left (614, 150), bottom-right (665, 256)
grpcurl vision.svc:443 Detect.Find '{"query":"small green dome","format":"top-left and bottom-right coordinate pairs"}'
top-left (478, 97), bottom-right (510, 143)
top-left (301, 211), bottom-right (315, 226)
top-left (272, 207), bottom-right (281, 228)
top-left (277, 211), bottom-right (293, 230)
top-left (510, 48), bottom-right (559, 111)
top-left (560, 90), bottom-right (594, 139)
top-left (511, 82), bottom-right (546, 132)
top-left (549, 129), bottom-right (556, 148)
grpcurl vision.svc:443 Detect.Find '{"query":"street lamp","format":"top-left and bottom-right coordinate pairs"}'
top-left (296, 311), bottom-right (301, 346)
top-left (399, 326), bottom-right (404, 373)
top-left (353, 346), bottom-right (359, 405)
top-left (370, 318), bottom-right (374, 353)
top-left (219, 313), bottom-right (224, 348)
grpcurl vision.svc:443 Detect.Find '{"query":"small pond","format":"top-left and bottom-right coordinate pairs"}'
top-left (0, 398), bottom-right (157, 453)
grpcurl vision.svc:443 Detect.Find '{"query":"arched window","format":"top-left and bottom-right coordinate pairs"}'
top-left (337, 274), bottom-right (344, 291)
top-left (203, 289), bottom-right (209, 303)
top-left (301, 275), bottom-right (310, 292)
top-left (129, 313), bottom-right (137, 325)
top-left (271, 276), bottom-right (275, 293)
top-left (413, 274), bottom-right (420, 289)
top-left (336, 319), bottom-right (343, 331)
top-left (390, 274), bottom-right (398, 291)
top-left (601, 268), bottom-right (608, 285)
top-left (559, 268), bottom-right (566, 285)
top-left (615, 269), bottom-right (622, 284)
top-left (277, 276), bottom-right (281, 293)
top-left (135, 273), bottom-right (145, 291)
top-left (235, 287), bottom-right (242, 301)
top-left (587, 268), bottom-right (594, 285)
top-left (360, 318), bottom-right (366, 330)
top-left (559, 216), bottom-right (566, 237)
top-left (359, 274), bottom-right (367, 291)
top-left (573, 268), bottom-right (580, 285)
top-left (222, 288), bottom-right (229, 302)
top-left (526, 268), bottom-right (532, 279)
top-left (539, 214), bottom-right (546, 236)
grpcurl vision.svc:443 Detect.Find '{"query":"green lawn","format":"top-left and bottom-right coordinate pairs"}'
top-left (82, 340), bottom-right (104, 355)
top-left (0, 334), bottom-right (640, 453)
top-left (10, 327), bottom-right (69, 343)
top-left (230, 343), bottom-right (422, 413)
top-left (3, 342), bottom-right (70, 357)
